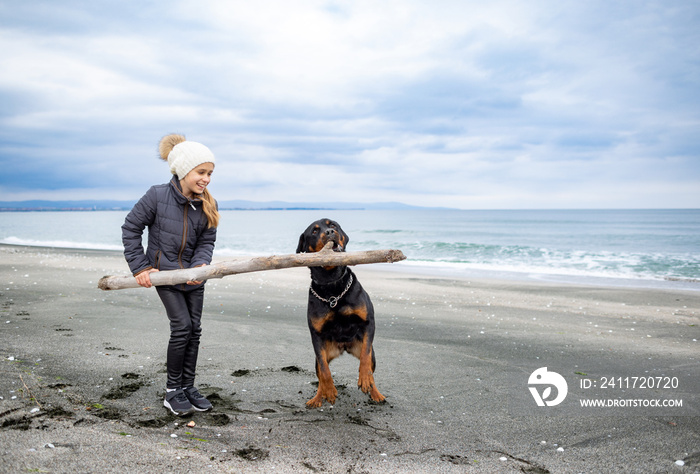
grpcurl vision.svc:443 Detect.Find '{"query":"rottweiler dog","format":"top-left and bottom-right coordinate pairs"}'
top-left (296, 218), bottom-right (385, 408)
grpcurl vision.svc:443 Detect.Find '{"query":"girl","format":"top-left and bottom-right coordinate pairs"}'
top-left (122, 134), bottom-right (219, 416)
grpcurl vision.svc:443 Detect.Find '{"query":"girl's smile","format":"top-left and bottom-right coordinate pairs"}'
top-left (180, 163), bottom-right (215, 199)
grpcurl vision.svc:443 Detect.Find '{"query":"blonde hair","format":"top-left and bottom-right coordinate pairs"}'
top-left (159, 133), bottom-right (220, 228)
top-left (201, 188), bottom-right (220, 229)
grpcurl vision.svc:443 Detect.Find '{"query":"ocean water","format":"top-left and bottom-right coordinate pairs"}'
top-left (1, 209), bottom-right (698, 289)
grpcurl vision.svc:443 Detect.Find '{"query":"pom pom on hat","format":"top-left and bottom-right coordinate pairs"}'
top-left (158, 133), bottom-right (215, 180)
top-left (159, 134), bottom-right (186, 161)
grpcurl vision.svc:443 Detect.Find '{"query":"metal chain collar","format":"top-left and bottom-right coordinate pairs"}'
top-left (310, 273), bottom-right (353, 308)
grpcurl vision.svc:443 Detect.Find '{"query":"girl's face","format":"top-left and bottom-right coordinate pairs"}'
top-left (180, 162), bottom-right (215, 198)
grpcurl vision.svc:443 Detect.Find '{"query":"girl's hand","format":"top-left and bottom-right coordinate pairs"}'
top-left (135, 268), bottom-right (159, 288)
top-left (187, 264), bottom-right (206, 285)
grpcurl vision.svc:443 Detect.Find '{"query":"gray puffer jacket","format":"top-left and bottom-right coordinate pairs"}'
top-left (122, 176), bottom-right (217, 290)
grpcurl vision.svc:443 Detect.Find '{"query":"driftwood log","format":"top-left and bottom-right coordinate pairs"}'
top-left (98, 242), bottom-right (406, 291)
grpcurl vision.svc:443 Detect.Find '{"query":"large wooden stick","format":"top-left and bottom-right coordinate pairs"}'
top-left (98, 243), bottom-right (406, 290)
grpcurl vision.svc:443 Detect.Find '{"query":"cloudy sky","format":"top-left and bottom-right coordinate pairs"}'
top-left (1, 1), bottom-right (698, 209)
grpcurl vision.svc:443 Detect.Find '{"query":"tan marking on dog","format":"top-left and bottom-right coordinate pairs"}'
top-left (311, 311), bottom-right (334, 333)
top-left (340, 304), bottom-right (368, 321)
top-left (307, 344), bottom-right (339, 407)
top-left (356, 333), bottom-right (385, 403)
top-left (325, 341), bottom-right (343, 361)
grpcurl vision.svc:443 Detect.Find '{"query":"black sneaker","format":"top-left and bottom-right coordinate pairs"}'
top-left (183, 387), bottom-right (213, 412)
top-left (164, 389), bottom-right (194, 417)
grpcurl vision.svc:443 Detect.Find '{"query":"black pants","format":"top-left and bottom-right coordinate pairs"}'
top-left (156, 285), bottom-right (204, 389)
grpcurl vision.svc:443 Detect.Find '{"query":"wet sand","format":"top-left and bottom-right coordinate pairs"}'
top-left (1, 244), bottom-right (699, 473)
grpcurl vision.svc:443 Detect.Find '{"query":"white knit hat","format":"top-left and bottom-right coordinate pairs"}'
top-left (167, 141), bottom-right (216, 179)
top-left (158, 134), bottom-right (215, 180)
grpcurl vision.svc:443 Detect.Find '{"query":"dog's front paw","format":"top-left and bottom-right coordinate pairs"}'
top-left (358, 374), bottom-right (386, 403)
top-left (306, 394), bottom-right (325, 408)
top-left (358, 375), bottom-right (372, 394)
top-left (369, 387), bottom-right (386, 403)
top-left (306, 384), bottom-right (338, 408)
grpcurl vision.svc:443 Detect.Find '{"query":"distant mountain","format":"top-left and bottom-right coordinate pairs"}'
top-left (0, 199), bottom-right (443, 211)
top-left (0, 200), bottom-right (137, 211)
top-left (217, 200), bottom-right (427, 210)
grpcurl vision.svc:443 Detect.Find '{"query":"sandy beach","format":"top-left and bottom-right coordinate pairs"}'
top-left (1, 244), bottom-right (699, 473)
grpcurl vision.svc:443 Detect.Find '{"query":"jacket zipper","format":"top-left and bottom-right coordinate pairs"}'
top-left (178, 205), bottom-right (188, 269)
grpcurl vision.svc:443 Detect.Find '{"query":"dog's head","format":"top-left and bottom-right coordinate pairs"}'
top-left (296, 218), bottom-right (349, 254)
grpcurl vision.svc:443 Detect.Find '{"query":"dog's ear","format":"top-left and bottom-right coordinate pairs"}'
top-left (296, 233), bottom-right (306, 253)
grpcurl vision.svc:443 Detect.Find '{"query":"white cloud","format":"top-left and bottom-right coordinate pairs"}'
top-left (0, 0), bottom-right (698, 208)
